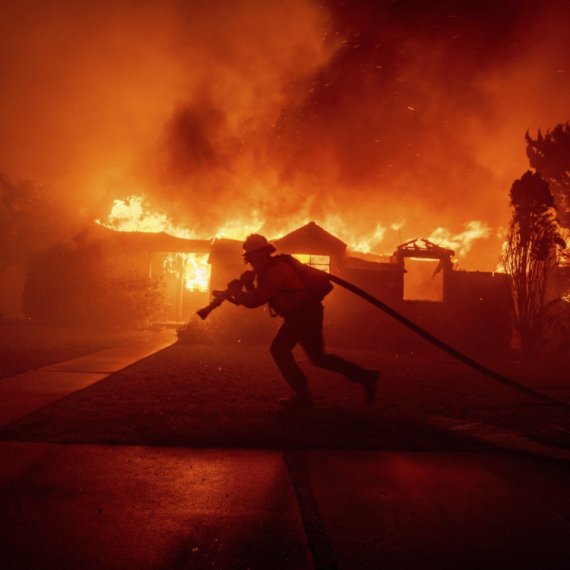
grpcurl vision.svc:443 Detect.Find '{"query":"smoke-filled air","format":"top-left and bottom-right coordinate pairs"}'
top-left (2, 0), bottom-right (570, 269)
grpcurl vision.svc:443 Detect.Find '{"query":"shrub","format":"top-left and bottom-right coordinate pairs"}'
top-left (176, 314), bottom-right (219, 344)
top-left (23, 242), bottom-right (165, 329)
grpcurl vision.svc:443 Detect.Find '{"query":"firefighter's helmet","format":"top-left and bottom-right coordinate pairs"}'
top-left (242, 234), bottom-right (276, 256)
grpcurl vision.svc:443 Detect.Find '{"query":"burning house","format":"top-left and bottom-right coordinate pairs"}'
top-left (73, 223), bottom-right (212, 322)
top-left (203, 222), bottom-right (511, 354)
top-left (16, 206), bottom-right (512, 352)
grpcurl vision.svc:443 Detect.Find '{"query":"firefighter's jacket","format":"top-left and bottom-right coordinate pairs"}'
top-left (234, 258), bottom-right (311, 317)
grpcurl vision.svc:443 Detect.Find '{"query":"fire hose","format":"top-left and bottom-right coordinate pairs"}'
top-left (197, 272), bottom-right (570, 412)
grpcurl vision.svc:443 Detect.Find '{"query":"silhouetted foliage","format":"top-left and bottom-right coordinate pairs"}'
top-left (22, 242), bottom-right (165, 329)
top-left (500, 171), bottom-right (566, 355)
top-left (525, 123), bottom-right (570, 229)
top-left (0, 175), bottom-right (69, 271)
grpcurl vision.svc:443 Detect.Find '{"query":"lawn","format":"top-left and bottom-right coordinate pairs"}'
top-left (1, 332), bottom-right (569, 451)
top-left (0, 320), bottom-right (147, 379)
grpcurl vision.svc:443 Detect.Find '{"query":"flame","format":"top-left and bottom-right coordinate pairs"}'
top-left (427, 221), bottom-right (491, 258)
top-left (215, 209), bottom-right (265, 240)
top-left (160, 252), bottom-right (211, 292)
top-left (558, 227), bottom-right (570, 267)
top-left (99, 196), bottom-right (212, 290)
top-left (292, 253), bottom-right (330, 271)
top-left (347, 223), bottom-right (387, 254)
top-left (98, 195), bottom-right (494, 268)
top-left (98, 195), bottom-right (197, 239)
top-left (185, 253), bottom-right (210, 291)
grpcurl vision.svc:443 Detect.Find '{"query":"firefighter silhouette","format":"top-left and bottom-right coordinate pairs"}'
top-left (227, 234), bottom-right (379, 410)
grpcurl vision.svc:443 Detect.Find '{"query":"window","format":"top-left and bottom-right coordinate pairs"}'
top-left (183, 253), bottom-right (211, 292)
top-left (403, 258), bottom-right (443, 302)
top-left (292, 254), bottom-right (330, 272)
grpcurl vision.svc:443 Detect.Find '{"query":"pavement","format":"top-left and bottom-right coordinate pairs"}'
top-left (1, 331), bottom-right (570, 569)
top-left (0, 329), bottom-right (178, 427)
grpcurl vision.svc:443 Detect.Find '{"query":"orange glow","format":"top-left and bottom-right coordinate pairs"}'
top-left (99, 197), bottom-right (211, 290)
top-left (97, 196), bottom-right (197, 239)
top-left (427, 222), bottom-right (492, 260)
top-left (404, 259), bottom-right (444, 302)
top-left (98, 195), bottom-right (496, 273)
top-left (292, 254), bottom-right (330, 272)
top-left (4, 2), bottom-right (570, 273)
top-left (185, 254), bottom-right (211, 292)
top-left (559, 228), bottom-right (570, 267)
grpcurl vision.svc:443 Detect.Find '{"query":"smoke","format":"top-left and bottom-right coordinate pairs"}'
top-left (1, 0), bottom-right (570, 269)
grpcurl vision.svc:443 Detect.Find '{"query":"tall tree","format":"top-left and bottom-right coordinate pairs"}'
top-left (525, 122), bottom-right (570, 229)
top-left (500, 171), bottom-right (566, 354)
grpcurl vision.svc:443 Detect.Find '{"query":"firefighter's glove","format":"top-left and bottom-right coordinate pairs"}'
top-left (240, 270), bottom-right (256, 291)
top-left (227, 279), bottom-right (243, 296)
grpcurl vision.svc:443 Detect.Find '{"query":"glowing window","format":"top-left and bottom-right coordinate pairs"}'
top-left (184, 253), bottom-right (211, 291)
top-left (403, 258), bottom-right (443, 302)
top-left (159, 252), bottom-right (211, 291)
top-left (292, 254), bottom-right (330, 272)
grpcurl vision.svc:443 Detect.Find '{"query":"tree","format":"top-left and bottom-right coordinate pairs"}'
top-left (22, 242), bottom-right (166, 328)
top-left (0, 174), bottom-right (68, 272)
top-left (525, 123), bottom-right (570, 229)
top-left (500, 171), bottom-right (566, 354)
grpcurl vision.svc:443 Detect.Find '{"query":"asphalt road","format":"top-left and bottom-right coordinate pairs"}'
top-left (1, 330), bottom-right (570, 568)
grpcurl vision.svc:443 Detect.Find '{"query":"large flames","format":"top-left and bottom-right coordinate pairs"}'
top-left (98, 196), bottom-right (213, 291)
top-left (98, 196), bottom-right (197, 238)
top-left (97, 195), bottom-right (495, 295)
top-left (3, 0), bottom-right (570, 283)
top-left (161, 253), bottom-right (210, 292)
top-left (184, 254), bottom-right (210, 291)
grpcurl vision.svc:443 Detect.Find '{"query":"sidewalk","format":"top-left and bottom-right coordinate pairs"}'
top-left (0, 329), bottom-right (177, 427)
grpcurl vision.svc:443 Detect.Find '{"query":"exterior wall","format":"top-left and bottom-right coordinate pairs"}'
top-left (324, 267), bottom-right (511, 355)
top-left (338, 266), bottom-right (404, 303)
top-left (207, 238), bottom-right (512, 354)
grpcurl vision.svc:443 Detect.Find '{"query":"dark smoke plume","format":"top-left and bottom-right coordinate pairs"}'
top-left (1, 0), bottom-right (570, 268)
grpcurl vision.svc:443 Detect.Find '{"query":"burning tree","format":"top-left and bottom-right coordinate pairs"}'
top-left (525, 123), bottom-right (570, 230)
top-left (500, 171), bottom-right (566, 354)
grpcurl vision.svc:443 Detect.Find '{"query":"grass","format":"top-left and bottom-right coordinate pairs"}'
top-left (0, 320), bottom-right (146, 379)
top-left (1, 332), bottom-right (569, 451)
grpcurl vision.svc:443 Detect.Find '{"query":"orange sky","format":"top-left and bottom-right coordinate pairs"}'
top-left (1, 0), bottom-right (569, 270)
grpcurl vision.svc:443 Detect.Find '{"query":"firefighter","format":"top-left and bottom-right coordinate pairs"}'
top-left (227, 234), bottom-right (379, 410)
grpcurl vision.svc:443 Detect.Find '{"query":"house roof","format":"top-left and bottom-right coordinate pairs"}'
top-left (74, 223), bottom-right (212, 254)
top-left (207, 238), bottom-right (244, 265)
top-left (273, 221), bottom-right (347, 256)
top-left (394, 238), bottom-right (455, 261)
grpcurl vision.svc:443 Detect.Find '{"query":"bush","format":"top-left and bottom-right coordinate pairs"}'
top-left (176, 314), bottom-right (219, 344)
top-left (23, 242), bottom-right (165, 329)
